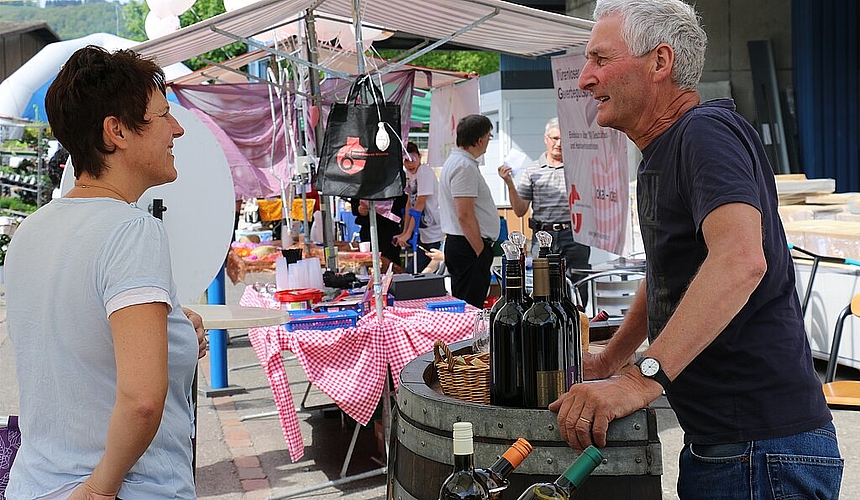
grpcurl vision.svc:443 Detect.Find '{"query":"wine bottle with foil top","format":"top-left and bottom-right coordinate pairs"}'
top-left (508, 231), bottom-right (532, 308)
top-left (548, 253), bottom-right (583, 387)
top-left (490, 242), bottom-right (525, 407)
top-left (474, 438), bottom-right (534, 499)
top-left (522, 258), bottom-right (566, 409)
top-left (513, 446), bottom-right (604, 499)
top-left (439, 422), bottom-right (490, 500)
top-left (535, 230), bottom-right (553, 258)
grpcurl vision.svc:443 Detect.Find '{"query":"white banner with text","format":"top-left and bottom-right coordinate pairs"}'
top-left (552, 52), bottom-right (630, 255)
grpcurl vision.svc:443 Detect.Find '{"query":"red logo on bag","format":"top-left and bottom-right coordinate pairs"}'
top-left (337, 137), bottom-right (367, 174)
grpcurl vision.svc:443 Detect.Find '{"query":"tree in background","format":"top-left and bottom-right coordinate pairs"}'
top-left (377, 49), bottom-right (499, 76)
top-left (0, 2), bottom-right (135, 39)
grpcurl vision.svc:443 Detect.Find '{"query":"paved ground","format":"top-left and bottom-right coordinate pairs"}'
top-left (2, 279), bottom-right (859, 499)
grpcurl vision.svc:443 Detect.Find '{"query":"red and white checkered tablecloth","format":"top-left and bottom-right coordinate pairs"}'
top-left (239, 286), bottom-right (475, 462)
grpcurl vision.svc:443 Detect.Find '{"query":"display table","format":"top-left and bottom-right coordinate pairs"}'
top-left (239, 286), bottom-right (477, 462)
top-left (184, 304), bottom-right (291, 330)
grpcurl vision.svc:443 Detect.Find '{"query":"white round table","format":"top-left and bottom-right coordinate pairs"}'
top-left (185, 304), bottom-right (291, 330)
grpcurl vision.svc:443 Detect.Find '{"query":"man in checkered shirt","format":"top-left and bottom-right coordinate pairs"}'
top-left (499, 117), bottom-right (591, 296)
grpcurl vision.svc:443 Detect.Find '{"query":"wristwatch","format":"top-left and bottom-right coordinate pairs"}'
top-left (635, 356), bottom-right (671, 392)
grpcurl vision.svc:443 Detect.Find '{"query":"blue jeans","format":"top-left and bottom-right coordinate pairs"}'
top-left (677, 423), bottom-right (844, 499)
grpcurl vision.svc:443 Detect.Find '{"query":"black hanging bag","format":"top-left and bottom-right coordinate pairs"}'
top-left (317, 75), bottom-right (405, 200)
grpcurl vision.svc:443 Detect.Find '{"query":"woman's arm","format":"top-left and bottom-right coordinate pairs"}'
top-left (74, 302), bottom-right (170, 497)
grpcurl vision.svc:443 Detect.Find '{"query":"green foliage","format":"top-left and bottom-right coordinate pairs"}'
top-left (377, 49), bottom-right (499, 76)
top-left (0, 198), bottom-right (38, 218)
top-left (121, 0), bottom-right (147, 41)
top-left (0, 140), bottom-right (29, 152)
top-left (0, 2), bottom-right (134, 39)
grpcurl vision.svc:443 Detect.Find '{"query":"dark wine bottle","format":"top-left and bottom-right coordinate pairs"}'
top-left (490, 253), bottom-right (526, 407)
top-left (474, 438), bottom-right (533, 498)
top-left (513, 446), bottom-right (604, 499)
top-left (522, 258), bottom-right (566, 409)
top-left (559, 257), bottom-right (589, 360)
top-left (548, 254), bottom-right (582, 387)
top-left (439, 422), bottom-right (489, 500)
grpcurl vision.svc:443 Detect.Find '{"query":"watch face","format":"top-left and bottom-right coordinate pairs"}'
top-left (640, 358), bottom-right (661, 377)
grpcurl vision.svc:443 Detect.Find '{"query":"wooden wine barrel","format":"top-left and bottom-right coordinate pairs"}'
top-left (389, 341), bottom-right (662, 500)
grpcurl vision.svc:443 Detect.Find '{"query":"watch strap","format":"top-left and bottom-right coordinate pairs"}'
top-left (636, 357), bottom-right (671, 392)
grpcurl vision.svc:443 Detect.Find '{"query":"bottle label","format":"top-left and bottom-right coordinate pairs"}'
top-left (531, 484), bottom-right (558, 500)
top-left (535, 370), bottom-right (565, 407)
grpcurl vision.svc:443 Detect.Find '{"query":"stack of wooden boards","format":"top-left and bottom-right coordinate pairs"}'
top-left (774, 174), bottom-right (860, 260)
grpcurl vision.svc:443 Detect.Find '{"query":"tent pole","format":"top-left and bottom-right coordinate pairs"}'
top-left (304, 11), bottom-right (338, 271)
top-left (350, 0), bottom-right (385, 322)
top-left (351, 0), bottom-right (392, 469)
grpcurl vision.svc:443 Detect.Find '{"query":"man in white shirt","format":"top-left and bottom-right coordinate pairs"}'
top-left (439, 114), bottom-right (500, 308)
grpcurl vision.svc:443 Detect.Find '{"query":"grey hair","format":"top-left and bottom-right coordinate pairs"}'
top-left (593, 0), bottom-right (707, 90)
top-left (545, 117), bottom-right (559, 135)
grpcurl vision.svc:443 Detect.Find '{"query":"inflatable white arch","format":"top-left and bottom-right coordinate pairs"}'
top-left (0, 32), bottom-right (191, 121)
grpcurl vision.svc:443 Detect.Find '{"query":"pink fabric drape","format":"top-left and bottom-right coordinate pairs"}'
top-left (172, 83), bottom-right (300, 200)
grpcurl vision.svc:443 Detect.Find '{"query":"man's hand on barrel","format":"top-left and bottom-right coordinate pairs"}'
top-left (548, 370), bottom-right (659, 451)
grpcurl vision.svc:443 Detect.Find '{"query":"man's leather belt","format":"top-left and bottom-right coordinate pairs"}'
top-left (529, 219), bottom-right (570, 231)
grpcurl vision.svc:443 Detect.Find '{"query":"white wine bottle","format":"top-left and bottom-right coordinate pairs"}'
top-left (438, 422), bottom-right (490, 500)
top-left (514, 446), bottom-right (604, 499)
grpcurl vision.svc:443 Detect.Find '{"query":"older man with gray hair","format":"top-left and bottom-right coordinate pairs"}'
top-left (499, 117), bottom-right (591, 300)
top-left (549, 1), bottom-right (843, 498)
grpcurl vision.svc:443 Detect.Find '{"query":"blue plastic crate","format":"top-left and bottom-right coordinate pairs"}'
top-left (317, 293), bottom-right (394, 315)
top-left (425, 299), bottom-right (467, 313)
top-left (286, 310), bottom-right (359, 332)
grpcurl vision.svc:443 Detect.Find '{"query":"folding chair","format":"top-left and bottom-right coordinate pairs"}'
top-left (787, 244), bottom-right (860, 408)
top-left (822, 292), bottom-right (860, 408)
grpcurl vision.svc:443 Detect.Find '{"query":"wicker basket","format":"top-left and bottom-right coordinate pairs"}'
top-left (433, 341), bottom-right (490, 405)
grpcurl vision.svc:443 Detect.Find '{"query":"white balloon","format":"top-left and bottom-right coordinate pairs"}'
top-left (145, 11), bottom-right (180, 40)
top-left (166, 0), bottom-right (196, 16)
top-left (313, 19), bottom-right (341, 42)
top-left (338, 26), bottom-right (393, 53)
top-left (222, 0), bottom-right (257, 12)
top-left (273, 22), bottom-right (300, 39)
top-left (250, 22), bottom-right (299, 44)
top-left (146, 0), bottom-right (172, 19)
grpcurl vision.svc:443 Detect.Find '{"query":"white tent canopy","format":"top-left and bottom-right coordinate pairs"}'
top-left (132, 0), bottom-right (594, 69)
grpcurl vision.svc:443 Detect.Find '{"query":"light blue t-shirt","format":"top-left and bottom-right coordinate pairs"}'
top-left (6, 198), bottom-right (197, 499)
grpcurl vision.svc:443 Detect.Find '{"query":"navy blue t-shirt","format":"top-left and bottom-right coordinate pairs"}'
top-left (638, 99), bottom-right (831, 444)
